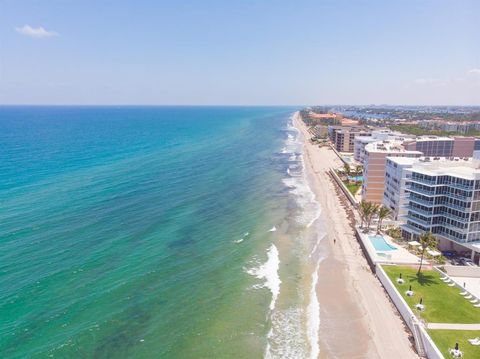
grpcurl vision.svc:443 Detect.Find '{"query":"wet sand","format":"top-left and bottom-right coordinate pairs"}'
top-left (294, 113), bottom-right (418, 359)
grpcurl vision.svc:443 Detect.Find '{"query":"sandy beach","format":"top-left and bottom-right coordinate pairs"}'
top-left (294, 113), bottom-right (418, 358)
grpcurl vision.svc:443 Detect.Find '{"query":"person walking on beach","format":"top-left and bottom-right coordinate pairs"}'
top-left (333, 238), bottom-right (336, 245)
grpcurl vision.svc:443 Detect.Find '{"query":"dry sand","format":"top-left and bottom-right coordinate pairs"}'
top-left (294, 113), bottom-right (418, 359)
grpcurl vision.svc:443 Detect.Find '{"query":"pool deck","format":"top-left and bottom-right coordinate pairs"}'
top-left (356, 227), bottom-right (422, 265)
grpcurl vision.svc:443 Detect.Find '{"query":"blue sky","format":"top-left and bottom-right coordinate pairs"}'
top-left (1, 0), bottom-right (479, 105)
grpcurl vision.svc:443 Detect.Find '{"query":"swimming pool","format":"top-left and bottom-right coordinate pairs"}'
top-left (348, 175), bottom-right (363, 182)
top-left (369, 235), bottom-right (397, 252)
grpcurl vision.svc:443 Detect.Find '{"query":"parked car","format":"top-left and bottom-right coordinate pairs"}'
top-left (464, 258), bottom-right (476, 266)
top-left (442, 251), bottom-right (455, 257)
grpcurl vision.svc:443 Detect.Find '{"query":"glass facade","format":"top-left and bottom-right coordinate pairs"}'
top-left (403, 172), bottom-right (480, 244)
top-left (415, 140), bottom-right (454, 157)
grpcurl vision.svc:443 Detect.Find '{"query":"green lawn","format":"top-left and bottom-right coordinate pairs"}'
top-left (344, 181), bottom-right (361, 195)
top-left (382, 265), bottom-right (480, 323)
top-left (428, 330), bottom-right (480, 358)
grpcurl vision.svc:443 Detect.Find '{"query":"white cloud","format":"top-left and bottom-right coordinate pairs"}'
top-left (15, 25), bottom-right (58, 38)
top-left (468, 69), bottom-right (480, 76)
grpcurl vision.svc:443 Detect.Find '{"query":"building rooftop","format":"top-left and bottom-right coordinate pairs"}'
top-left (406, 157), bottom-right (480, 180)
top-left (386, 156), bottom-right (420, 166)
top-left (404, 135), bottom-right (480, 142)
top-left (413, 136), bottom-right (453, 141)
top-left (365, 140), bottom-right (422, 154)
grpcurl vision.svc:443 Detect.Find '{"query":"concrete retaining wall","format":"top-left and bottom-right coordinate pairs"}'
top-left (376, 264), bottom-right (444, 359)
top-left (329, 168), bottom-right (358, 206)
top-left (355, 228), bottom-right (376, 272)
top-left (329, 144), bottom-right (346, 163)
top-left (419, 325), bottom-right (445, 359)
top-left (376, 264), bottom-right (416, 331)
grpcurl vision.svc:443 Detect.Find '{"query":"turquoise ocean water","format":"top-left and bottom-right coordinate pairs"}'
top-left (0, 107), bottom-right (325, 358)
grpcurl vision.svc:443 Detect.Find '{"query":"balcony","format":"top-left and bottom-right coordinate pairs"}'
top-left (408, 196), bottom-right (435, 207)
top-left (407, 185), bottom-right (436, 197)
top-left (403, 220), bottom-right (430, 233)
top-left (435, 201), bottom-right (471, 213)
top-left (409, 177), bottom-right (474, 192)
top-left (407, 205), bottom-right (433, 217)
top-left (435, 223), bottom-right (469, 234)
top-left (435, 230), bottom-right (468, 244)
top-left (407, 215), bottom-right (432, 227)
top-left (439, 191), bottom-right (473, 202)
top-left (409, 177), bottom-right (437, 186)
top-left (433, 212), bottom-right (470, 223)
top-left (447, 182), bottom-right (475, 191)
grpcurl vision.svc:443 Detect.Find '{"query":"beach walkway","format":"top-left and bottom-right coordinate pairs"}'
top-left (427, 323), bottom-right (480, 330)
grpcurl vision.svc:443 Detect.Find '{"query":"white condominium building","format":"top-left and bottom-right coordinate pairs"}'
top-left (383, 157), bottom-right (418, 221)
top-left (354, 130), bottom-right (415, 164)
top-left (401, 152), bottom-right (480, 261)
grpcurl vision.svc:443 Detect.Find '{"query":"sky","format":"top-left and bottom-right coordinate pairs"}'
top-left (0, 0), bottom-right (479, 106)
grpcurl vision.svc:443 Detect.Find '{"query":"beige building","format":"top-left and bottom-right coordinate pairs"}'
top-left (362, 141), bottom-right (422, 203)
top-left (328, 126), bottom-right (370, 153)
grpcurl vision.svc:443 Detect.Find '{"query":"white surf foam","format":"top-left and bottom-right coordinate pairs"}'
top-left (234, 232), bottom-right (250, 244)
top-left (246, 244), bottom-right (281, 311)
top-left (280, 113), bottom-right (322, 228)
top-left (307, 258), bottom-right (321, 359)
top-left (264, 307), bottom-right (307, 359)
top-left (264, 112), bottom-right (325, 359)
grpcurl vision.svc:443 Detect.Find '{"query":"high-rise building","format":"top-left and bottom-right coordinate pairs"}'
top-left (402, 136), bottom-right (480, 157)
top-left (354, 130), bottom-right (415, 164)
top-left (362, 141), bottom-right (422, 203)
top-left (383, 157), bottom-right (418, 221)
top-left (401, 153), bottom-right (480, 262)
top-left (328, 126), bottom-right (370, 153)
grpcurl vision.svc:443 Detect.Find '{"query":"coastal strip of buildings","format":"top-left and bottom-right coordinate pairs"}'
top-left (325, 122), bottom-right (480, 264)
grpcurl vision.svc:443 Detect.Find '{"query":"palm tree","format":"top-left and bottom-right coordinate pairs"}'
top-left (359, 200), bottom-right (369, 228)
top-left (377, 206), bottom-right (391, 233)
top-left (354, 165), bottom-right (363, 183)
top-left (366, 203), bottom-right (379, 230)
top-left (343, 163), bottom-right (351, 182)
top-left (417, 231), bottom-right (437, 274)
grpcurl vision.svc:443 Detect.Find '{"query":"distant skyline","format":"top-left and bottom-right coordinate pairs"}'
top-left (1, 0), bottom-right (479, 106)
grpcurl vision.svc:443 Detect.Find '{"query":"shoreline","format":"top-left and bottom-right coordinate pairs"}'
top-left (293, 112), bottom-right (418, 358)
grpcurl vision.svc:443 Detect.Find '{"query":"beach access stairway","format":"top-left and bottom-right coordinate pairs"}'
top-left (411, 319), bottom-right (427, 357)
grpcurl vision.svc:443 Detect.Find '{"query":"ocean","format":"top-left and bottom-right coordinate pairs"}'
top-left (0, 106), bottom-right (326, 359)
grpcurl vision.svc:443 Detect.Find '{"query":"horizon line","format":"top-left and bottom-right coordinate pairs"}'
top-left (1, 104), bottom-right (480, 108)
